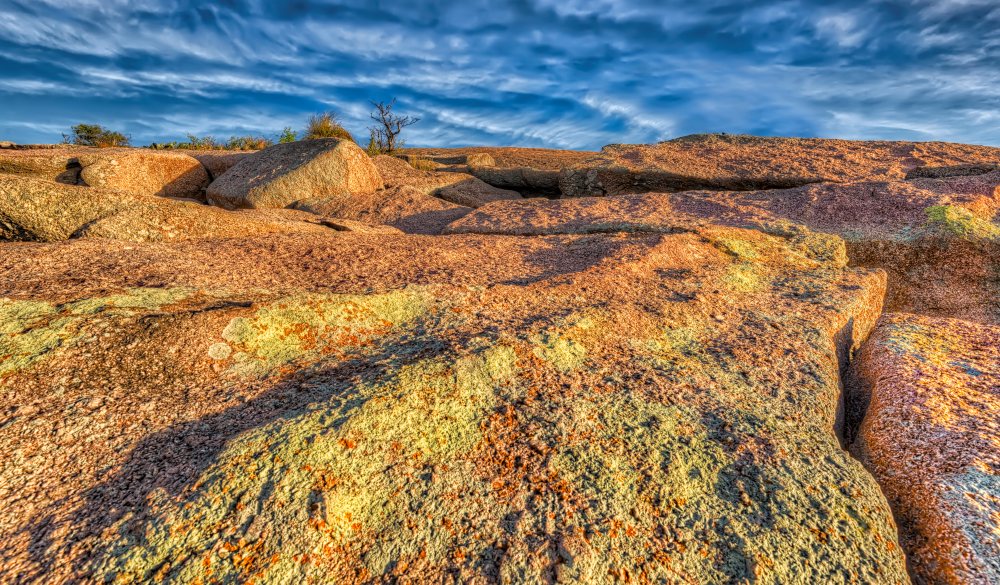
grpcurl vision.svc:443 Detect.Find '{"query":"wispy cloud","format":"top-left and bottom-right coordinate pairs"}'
top-left (0, 0), bottom-right (997, 148)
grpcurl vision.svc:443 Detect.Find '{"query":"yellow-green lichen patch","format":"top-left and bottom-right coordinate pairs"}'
top-left (0, 299), bottom-right (66, 375)
top-left (94, 345), bottom-right (518, 584)
top-left (635, 311), bottom-right (718, 376)
top-left (219, 287), bottom-right (433, 377)
top-left (759, 220), bottom-right (848, 267)
top-left (710, 235), bottom-right (762, 261)
top-left (923, 205), bottom-right (1000, 240)
top-left (530, 313), bottom-right (598, 372)
top-left (721, 262), bottom-right (767, 293)
top-left (0, 288), bottom-right (193, 376)
top-left (62, 287), bottom-right (193, 314)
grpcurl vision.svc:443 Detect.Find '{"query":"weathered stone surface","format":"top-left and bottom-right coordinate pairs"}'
top-left (8, 134), bottom-right (1000, 585)
top-left (206, 139), bottom-right (384, 209)
top-left (468, 165), bottom-right (562, 196)
top-left (450, 177), bottom-right (1000, 322)
top-left (0, 147), bottom-right (209, 198)
top-left (0, 225), bottom-right (907, 583)
top-left (76, 149), bottom-right (209, 199)
top-left (0, 148), bottom-right (90, 184)
top-left (188, 150), bottom-right (253, 180)
top-left (314, 218), bottom-right (404, 234)
top-left (373, 155), bottom-right (520, 207)
top-left (402, 146), bottom-right (597, 171)
top-left (560, 134), bottom-right (1000, 197)
top-left (0, 174), bottom-right (125, 240)
top-left (76, 204), bottom-right (338, 242)
top-left (396, 152), bottom-right (495, 167)
top-left (852, 313), bottom-right (999, 585)
top-left (0, 174), bottom-right (344, 243)
top-left (905, 163), bottom-right (1000, 179)
top-left (292, 186), bottom-right (471, 235)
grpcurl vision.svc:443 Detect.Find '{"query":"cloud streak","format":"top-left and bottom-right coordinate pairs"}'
top-left (0, 0), bottom-right (997, 148)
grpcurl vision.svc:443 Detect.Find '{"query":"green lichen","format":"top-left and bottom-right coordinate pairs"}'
top-left (721, 262), bottom-right (766, 293)
top-left (63, 288), bottom-right (193, 314)
top-left (0, 288), bottom-right (192, 376)
top-left (218, 287), bottom-right (433, 377)
top-left (95, 344), bottom-right (519, 584)
top-left (711, 236), bottom-right (761, 260)
top-left (530, 313), bottom-right (596, 372)
top-left (924, 205), bottom-right (1000, 240)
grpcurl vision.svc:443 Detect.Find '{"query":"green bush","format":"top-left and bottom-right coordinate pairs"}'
top-left (279, 127), bottom-right (298, 144)
top-left (304, 112), bottom-right (354, 142)
top-left (64, 124), bottom-right (130, 148)
top-left (225, 135), bottom-right (274, 150)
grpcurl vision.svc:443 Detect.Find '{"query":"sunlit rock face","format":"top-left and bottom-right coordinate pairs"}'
top-left (3, 136), bottom-right (1000, 584)
top-left (853, 314), bottom-right (999, 585)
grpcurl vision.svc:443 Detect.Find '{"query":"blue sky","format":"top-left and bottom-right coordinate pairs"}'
top-left (0, 0), bottom-right (998, 150)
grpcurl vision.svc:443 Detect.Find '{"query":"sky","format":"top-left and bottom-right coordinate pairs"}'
top-left (0, 0), bottom-right (998, 150)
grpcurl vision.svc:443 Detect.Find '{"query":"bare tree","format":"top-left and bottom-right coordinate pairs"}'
top-left (367, 99), bottom-right (419, 154)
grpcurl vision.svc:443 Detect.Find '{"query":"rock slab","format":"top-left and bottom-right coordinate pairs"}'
top-left (206, 139), bottom-right (384, 209)
top-left (853, 313), bottom-right (999, 585)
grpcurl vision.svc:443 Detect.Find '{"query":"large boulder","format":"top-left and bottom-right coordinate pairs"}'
top-left (0, 224), bottom-right (908, 583)
top-left (851, 313), bottom-right (999, 585)
top-left (76, 150), bottom-right (209, 199)
top-left (206, 139), bottom-right (383, 209)
top-left (0, 147), bottom-right (209, 199)
top-left (560, 134), bottom-right (1000, 197)
top-left (373, 155), bottom-right (521, 207)
top-left (0, 174), bottom-right (347, 243)
top-left (0, 174), bottom-right (126, 241)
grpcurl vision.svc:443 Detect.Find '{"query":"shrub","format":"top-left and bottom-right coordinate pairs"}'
top-left (226, 135), bottom-right (274, 150)
top-left (365, 135), bottom-right (382, 157)
top-left (64, 124), bottom-right (130, 148)
top-left (170, 134), bottom-right (220, 149)
top-left (305, 113), bottom-right (354, 142)
top-left (279, 127), bottom-right (298, 144)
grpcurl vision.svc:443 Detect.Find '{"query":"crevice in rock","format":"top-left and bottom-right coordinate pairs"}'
top-left (838, 355), bottom-right (871, 448)
top-left (830, 314), bottom-right (877, 450)
top-left (57, 159), bottom-right (84, 185)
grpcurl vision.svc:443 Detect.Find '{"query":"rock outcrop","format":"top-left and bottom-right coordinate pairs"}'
top-left (852, 313), bottom-right (999, 585)
top-left (0, 174), bottom-right (348, 243)
top-left (76, 150), bottom-right (210, 200)
top-left (559, 134), bottom-right (1000, 197)
top-left (373, 155), bottom-right (521, 207)
top-left (0, 147), bottom-right (209, 199)
top-left (206, 139), bottom-right (384, 209)
top-left (468, 165), bottom-right (562, 197)
top-left (450, 174), bottom-right (1000, 323)
top-left (402, 147), bottom-right (600, 197)
top-left (5, 135), bottom-right (1000, 585)
top-left (0, 224), bottom-right (907, 584)
top-left (292, 185), bottom-right (471, 235)
top-left (402, 147), bottom-right (598, 171)
top-left (0, 174), bottom-right (125, 241)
